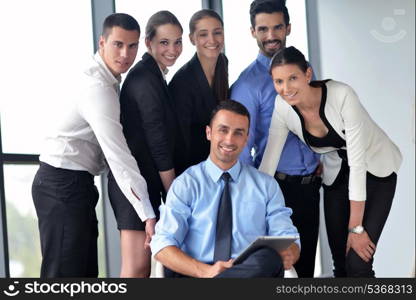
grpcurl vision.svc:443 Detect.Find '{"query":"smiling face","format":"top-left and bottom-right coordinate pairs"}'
top-left (271, 63), bottom-right (313, 106)
top-left (251, 12), bottom-right (291, 58)
top-left (99, 26), bottom-right (139, 77)
top-left (146, 24), bottom-right (183, 70)
top-left (206, 109), bottom-right (249, 170)
top-left (190, 16), bottom-right (224, 60)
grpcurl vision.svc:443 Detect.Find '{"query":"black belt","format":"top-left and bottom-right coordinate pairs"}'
top-left (274, 172), bottom-right (320, 185)
top-left (39, 162), bottom-right (93, 181)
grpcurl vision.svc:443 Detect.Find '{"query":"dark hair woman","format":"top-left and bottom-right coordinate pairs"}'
top-left (169, 9), bottom-right (229, 175)
top-left (260, 46), bottom-right (402, 277)
top-left (107, 10), bottom-right (183, 277)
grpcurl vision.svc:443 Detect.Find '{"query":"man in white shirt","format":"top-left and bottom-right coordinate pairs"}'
top-left (31, 13), bottom-right (156, 277)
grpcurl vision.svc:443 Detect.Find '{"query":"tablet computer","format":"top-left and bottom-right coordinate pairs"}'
top-left (233, 236), bottom-right (298, 265)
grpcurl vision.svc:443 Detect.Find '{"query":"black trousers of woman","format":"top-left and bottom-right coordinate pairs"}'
top-left (323, 170), bottom-right (397, 277)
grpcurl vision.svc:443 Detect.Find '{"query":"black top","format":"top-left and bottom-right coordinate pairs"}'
top-left (169, 53), bottom-right (218, 175)
top-left (119, 53), bottom-right (177, 196)
top-left (293, 80), bottom-right (346, 149)
top-left (293, 80), bottom-right (349, 184)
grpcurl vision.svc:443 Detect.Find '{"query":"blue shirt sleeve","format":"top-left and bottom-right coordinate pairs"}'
top-left (150, 177), bottom-right (192, 256)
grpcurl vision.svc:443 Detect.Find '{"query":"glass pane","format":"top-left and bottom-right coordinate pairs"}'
top-left (4, 165), bottom-right (40, 277)
top-left (0, 0), bottom-right (93, 154)
top-left (223, 0), bottom-right (258, 84)
top-left (223, 0), bottom-right (309, 84)
top-left (115, 0), bottom-right (202, 82)
top-left (4, 165), bottom-right (106, 277)
top-left (94, 176), bottom-right (107, 278)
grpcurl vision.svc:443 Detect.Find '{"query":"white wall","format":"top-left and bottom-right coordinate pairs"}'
top-left (307, 0), bottom-right (415, 277)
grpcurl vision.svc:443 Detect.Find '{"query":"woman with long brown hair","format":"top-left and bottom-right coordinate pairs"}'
top-left (169, 9), bottom-right (229, 175)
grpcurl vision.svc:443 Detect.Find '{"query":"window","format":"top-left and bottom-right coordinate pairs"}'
top-left (0, 0), bottom-right (93, 154)
top-left (3, 165), bottom-right (40, 277)
top-left (3, 165), bottom-right (107, 277)
top-left (0, 0), bottom-right (106, 277)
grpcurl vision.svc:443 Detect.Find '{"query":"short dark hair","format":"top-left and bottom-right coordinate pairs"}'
top-left (102, 13), bottom-right (140, 38)
top-left (209, 100), bottom-right (251, 128)
top-left (269, 46), bottom-right (308, 74)
top-left (145, 10), bottom-right (183, 41)
top-left (249, 0), bottom-right (290, 28)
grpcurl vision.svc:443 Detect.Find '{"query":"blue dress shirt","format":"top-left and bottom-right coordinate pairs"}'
top-left (150, 157), bottom-right (299, 264)
top-left (231, 53), bottom-right (320, 175)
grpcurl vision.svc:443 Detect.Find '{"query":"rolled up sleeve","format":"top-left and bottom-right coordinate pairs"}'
top-left (79, 84), bottom-right (155, 221)
top-left (150, 178), bottom-right (191, 256)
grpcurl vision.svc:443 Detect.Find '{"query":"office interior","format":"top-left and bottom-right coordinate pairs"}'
top-left (0, 0), bottom-right (414, 277)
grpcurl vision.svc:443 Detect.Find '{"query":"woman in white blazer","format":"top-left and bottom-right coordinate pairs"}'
top-left (259, 47), bottom-right (402, 277)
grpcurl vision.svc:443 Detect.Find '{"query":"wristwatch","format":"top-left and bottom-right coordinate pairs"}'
top-left (348, 225), bottom-right (364, 234)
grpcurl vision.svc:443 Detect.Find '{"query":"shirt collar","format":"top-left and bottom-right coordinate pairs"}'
top-left (159, 66), bottom-right (169, 80)
top-left (256, 52), bottom-right (272, 71)
top-left (205, 157), bottom-right (241, 183)
top-left (94, 52), bottom-right (122, 85)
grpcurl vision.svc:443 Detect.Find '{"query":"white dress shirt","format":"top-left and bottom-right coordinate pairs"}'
top-left (260, 80), bottom-right (402, 201)
top-left (40, 52), bottom-right (156, 221)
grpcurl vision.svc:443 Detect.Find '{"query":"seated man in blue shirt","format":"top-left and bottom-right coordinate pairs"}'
top-left (150, 100), bottom-right (300, 278)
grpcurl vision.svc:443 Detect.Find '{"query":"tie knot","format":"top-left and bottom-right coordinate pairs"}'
top-left (221, 172), bottom-right (231, 182)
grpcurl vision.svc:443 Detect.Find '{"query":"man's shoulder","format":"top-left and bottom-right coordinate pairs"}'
top-left (81, 56), bottom-right (114, 89)
top-left (174, 162), bottom-right (207, 186)
top-left (233, 60), bottom-right (268, 87)
top-left (231, 60), bottom-right (271, 102)
top-left (240, 163), bottom-right (276, 186)
top-left (237, 163), bottom-right (280, 200)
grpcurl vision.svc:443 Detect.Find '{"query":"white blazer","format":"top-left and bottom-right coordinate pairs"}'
top-left (259, 80), bottom-right (402, 201)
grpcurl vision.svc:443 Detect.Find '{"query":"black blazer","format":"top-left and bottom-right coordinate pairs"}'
top-left (119, 53), bottom-right (176, 199)
top-left (169, 53), bottom-right (220, 175)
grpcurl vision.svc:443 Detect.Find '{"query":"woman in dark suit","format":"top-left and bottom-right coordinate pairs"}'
top-left (107, 10), bottom-right (183, 277)
top-left (169, 9), bottom-right (228, 175)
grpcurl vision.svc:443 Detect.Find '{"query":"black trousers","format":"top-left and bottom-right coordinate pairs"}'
top-left (323, 171), bottom-right (397, 277)
top-left (275, 177), bottom-right (321, 278)
top-left (164, 247), bottom-right (284, 278)
top-left (32, 163), bottom-right (99, 278)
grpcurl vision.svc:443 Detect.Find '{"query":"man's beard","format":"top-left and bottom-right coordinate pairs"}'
top-left (262, 39), bottom-right (284, 57)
